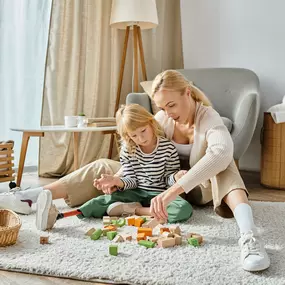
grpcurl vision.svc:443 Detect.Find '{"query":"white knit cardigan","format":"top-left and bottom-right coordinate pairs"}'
top-left (155, 102), bottom-right (234, 193)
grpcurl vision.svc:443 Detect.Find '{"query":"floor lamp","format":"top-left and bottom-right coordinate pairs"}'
top-left (108, 0), bottom-right (158, 158)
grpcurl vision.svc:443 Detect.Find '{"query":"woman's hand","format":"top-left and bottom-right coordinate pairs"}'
top-left (150, 185), bottom-right (184, 221)
top-left (93, 174), bottom-right (119, 195)
top-left (174, 170), bottom-right (187, 181)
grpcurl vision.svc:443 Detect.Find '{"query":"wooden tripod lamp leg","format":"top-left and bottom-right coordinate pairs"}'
top-left (108, 26), bottom-right (130, 159)
top-left (137, 26), bottom-right (147, 81)
top-left (133, 25), bottom-right (139, 92)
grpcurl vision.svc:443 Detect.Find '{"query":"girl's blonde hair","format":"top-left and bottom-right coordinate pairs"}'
top-left (116, 104), bottom-right (164, 153)
top-left (151, 70), bottom-right (212, 107)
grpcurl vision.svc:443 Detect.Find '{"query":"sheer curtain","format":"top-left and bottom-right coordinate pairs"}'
top-left (0, 0), bottom-right (52, 167)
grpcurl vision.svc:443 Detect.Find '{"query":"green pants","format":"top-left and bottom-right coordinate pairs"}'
top-left (79, 188), bottom-right (192, 223)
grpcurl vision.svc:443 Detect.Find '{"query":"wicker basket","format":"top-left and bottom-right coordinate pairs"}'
top-left (260, 112), bottom-right (285, 189)
top-left (0, 209), bottom-right (22, 247)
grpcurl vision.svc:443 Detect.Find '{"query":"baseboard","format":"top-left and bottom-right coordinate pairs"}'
top-left (14, 165), bottom-right (38, 173)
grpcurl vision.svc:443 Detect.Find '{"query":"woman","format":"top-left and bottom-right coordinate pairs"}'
top-left (147, 70), bottom-right (270, 272)
top-left (0, 70), bottom-right (269, 272)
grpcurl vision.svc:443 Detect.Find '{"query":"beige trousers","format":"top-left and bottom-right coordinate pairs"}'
top-left (60, 158), bottom-right (247, 218)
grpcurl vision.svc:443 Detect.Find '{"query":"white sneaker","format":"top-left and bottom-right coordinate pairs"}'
top-left (107, 202), bottom-right (142, 216)
top-left (239, 231), bottom-right (270, 271)
top-left (0, 192), bottom-right (32, 214)
top-left (36, 190), bottom-right (58, 231)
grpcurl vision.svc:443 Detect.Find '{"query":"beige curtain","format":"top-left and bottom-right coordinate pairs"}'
top-left (39, 0), bottom-right (183, 177)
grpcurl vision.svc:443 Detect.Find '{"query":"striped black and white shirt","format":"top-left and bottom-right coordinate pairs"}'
top-left (120, 137), bottom-right (180, 192)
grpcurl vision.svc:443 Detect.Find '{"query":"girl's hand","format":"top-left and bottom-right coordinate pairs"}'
top-left (174, 170), bottom-right (187, 181)
top-left (93, 174), bottom-right (119, 194)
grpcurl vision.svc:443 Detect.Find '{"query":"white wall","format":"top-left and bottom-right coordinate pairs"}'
top-left (0, 0), bottom-right (52, 168)
top-left (181, 0), bottom-right (285, 171)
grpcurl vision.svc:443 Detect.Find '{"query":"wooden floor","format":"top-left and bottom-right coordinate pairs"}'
top-left (1, 170), bottom-right (285, 284)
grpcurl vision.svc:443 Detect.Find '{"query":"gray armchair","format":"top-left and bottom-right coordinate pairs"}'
top-left (126, 68), bottom-right (260, 161)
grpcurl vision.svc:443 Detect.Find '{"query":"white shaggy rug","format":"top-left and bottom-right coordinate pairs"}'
top-left (0, 200), bottom-right (284, 285)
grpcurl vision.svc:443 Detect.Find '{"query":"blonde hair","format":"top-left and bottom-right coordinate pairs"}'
top-left (116, 104), bottom-right (164, 153)
top-left (151, 70), bottom-right (212, 107)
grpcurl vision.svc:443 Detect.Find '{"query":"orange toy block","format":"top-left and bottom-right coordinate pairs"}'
top-left (104, 225), bottom-right (117, 231)
top-left (137, 233), bottom-right (146, 241)
top-left (40, 236), bottom-right (49, 245)
top-left (160, 227), bottom-right (170, 234)
top-left (126, 217), bottom-right (136, 226)
top-left (135, 218), bottom-right (144, 227)
top-left (137, 227), bottom-right (152, 237)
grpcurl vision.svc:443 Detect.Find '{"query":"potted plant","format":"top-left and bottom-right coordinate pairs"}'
top-left (77, 113), bottom-right (86, 127)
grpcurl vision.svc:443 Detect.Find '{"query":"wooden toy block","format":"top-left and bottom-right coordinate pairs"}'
top-left (160, 227), bottom-right (170, 234)
top-left (138, 240), bottom-right (156, 248)
top-left (109, 244), bottom-right (118, 256)
top-left (102, 228), bottom-right (110, 236)
top-left (161, 231), bottom-right (174, 238)
top-left (104, 225), bottom-right (117, 231)
top-left (174, 234), bottom-right (182, 245)
top-left (157, 237), bottom-right (176, 248)
top-left (170, 225), bottom-right (181, 235)
top-left (103, 216), bottom-right (111, 225)
top-left (186, 233), bottom-right (203, 244)
top-left (122, 234), bottom-right (132, 241)
top-left (113, 235), bottom-right (124, 243)
top-left (137, 227), bottom-right (152, 237)
top-left (126, 217), bottom-right (136, 226)
top-left (85, 228), bottom-right (96, 236)
top-left (107, 231), bottom-right (117, 240)
top-left (147, 236), bottom-right (159, 243)
top-left (137, 233), bottom-right (146, 241)
top-left (91, 229), bottom-right (102, 240)
top-left (40, 236), bottom-right (49, 244)
top-left (135, 218), bottom-right (144, 227)
top-left (109, 216), bottom-right (118, 220)
top-left (141, 217), bottom-right (147, 223)
top-left (142, 219), bottom-right (159, 229)
top-left (188, 237), bottom-right (199, 247)
top-left (117, 218), bottom-right (126, 227)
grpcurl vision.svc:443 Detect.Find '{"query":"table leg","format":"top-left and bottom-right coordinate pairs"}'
top-left (73, 132), bottom-right (79, 170)
top-left (16, 132), bottom-right (44, 186)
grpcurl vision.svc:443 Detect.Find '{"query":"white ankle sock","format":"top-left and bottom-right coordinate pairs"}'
top-left (233, 203), bottom-right (257, 234)
top-left (16, 187), bottom-right (44, 203)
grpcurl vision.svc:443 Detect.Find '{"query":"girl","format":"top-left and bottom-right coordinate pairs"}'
top-left (35, 104), bottom-right (192, 230)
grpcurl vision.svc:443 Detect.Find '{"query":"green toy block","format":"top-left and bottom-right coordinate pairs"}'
top-left (117, 218), bottom-right (126, 227)
top-left (109, 244), bottom-right (118, 256)
top-left (138, 240), bottom-right (156, 248)
top-left (111, 220), bottom-right (118, 225)
top-left (141, 217), bottom-right (147, 223)
top-left (91, 229), bottom-right (102, 240)
top-left (107, 231), bottom-right (117, 240)
top-left (188, 237), bottom-right (200, 247)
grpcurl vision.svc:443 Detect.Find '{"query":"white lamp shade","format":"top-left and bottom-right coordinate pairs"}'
top-left (110, 0), bottom-right (158, 30)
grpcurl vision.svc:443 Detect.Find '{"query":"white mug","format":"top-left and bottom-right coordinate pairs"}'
top-left (64, 116), bottom-right (78, 128)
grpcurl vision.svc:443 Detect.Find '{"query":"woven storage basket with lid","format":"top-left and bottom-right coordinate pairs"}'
top-left (261, 112), bottom-right (285, 189)
top-left (0, 209), bottom-right (22, 246)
